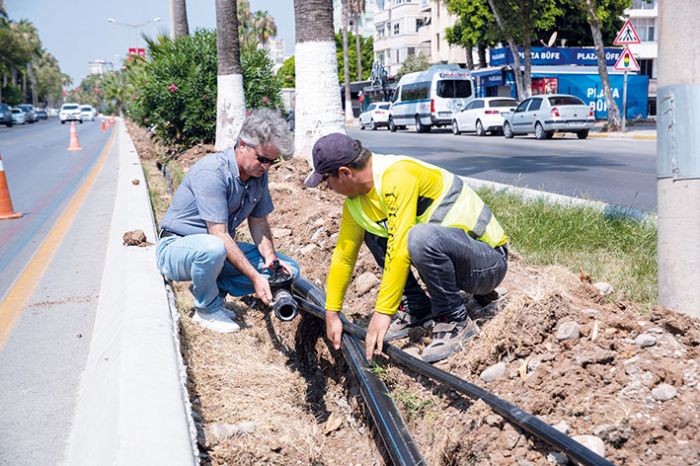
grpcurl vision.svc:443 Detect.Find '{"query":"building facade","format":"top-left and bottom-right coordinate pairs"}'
top-left (87, 60), bottom-right (114, 76)
top-left (333, 0), bottom-right (378, 37)
top-left (624, 0), bottom-right (657, 113)
top-left (417, 0), bottom-right (467, 66)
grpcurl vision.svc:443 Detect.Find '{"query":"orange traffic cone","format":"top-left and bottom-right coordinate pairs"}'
top-left (100, 117), bottom-right (106, 132)
top-left (0, 154), bottom-right (22, 220)
top-left (108, 116), bottom-right (115, 128)
top-left (67, 121), bottom-right (82, 151)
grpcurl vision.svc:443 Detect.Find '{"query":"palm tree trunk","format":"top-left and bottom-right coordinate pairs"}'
top-left (28, 63), bottom-right (38, 107)
top-left (478, 43), bottom-right (487, 68)
top-left (355, 17), bottom-right (362, 81)
top-left (523, 34), bottom-right (532, 98)
top-left (171, 0), bottom-right (190, 38)
top-left (342, 1), bottom-right (354, 123)
top-left (215, 0), bottom-right (246, 150)
top-left (582, 0), bottom-right (621, 130)
top-left (465, 41), bottom-right (474, 70)
top-left (293, 0), bottom-right (344, 158)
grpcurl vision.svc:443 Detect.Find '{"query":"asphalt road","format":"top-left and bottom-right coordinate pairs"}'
top-left (0, 118), bottom-right (118, 465)
top-left (348, 126), bottom-right (657, 212)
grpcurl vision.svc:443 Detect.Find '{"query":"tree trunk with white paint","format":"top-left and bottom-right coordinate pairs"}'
top-left (293, 0), bottom-right (344, 159)
top-left (215, 0), bottom-right (246, 151)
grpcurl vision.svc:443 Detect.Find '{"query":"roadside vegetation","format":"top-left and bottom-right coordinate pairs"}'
top-left (478, 188), bottom-right (658, 305)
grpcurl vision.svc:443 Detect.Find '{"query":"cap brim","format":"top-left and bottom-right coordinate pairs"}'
top-left (304, 171), bottom-right (324, 188)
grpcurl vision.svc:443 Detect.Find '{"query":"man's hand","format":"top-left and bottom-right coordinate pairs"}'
top-left (365, 312), bottom-right (392, 361)
top-left (252, 274), bottom-right (273, 305)
top-left (264, 257), bottom-right (294, 276)
top-left (325, 310), bottom-right (343, 350)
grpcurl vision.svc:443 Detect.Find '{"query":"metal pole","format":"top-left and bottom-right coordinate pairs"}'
top-left (622, 70), bottom-right (628, 133)
top-left (657, 0), bottom-right (700, 316)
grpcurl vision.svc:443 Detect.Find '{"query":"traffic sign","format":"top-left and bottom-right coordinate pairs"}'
top-left (614, 19), bottom-right (641, 45)
top-left (614, 46), bottom-right (640, 72)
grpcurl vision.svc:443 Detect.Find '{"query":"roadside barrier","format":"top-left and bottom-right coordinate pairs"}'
top-left (0, 153), bottom-right (22, 220)
top-left (100, 118), bottom-right (106, 132)
top-left (67, 122), bottom-right (82, 151)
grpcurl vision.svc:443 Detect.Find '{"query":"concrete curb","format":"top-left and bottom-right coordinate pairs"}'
top-left (589, 132), bottom-right (656, 140)
top-left (65, 121), bottom-right (198, 465)
top-left (461, 175), bottom-right (656, 224)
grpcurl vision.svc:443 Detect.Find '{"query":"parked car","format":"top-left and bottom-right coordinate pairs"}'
top-left (35, 108), bottom-right (48, 120)
top-left (451, 97), bottom-right (518, 136)
top-left (47, 107), bottom-right (59, 118)
top-left (359, 102), bottom-right (391, 130)
top-left (80, 105), bottom-right (97, 121)
top-left (60, 103), bottom-right (83, 124)
top-left (503, 94), bottom-right (595, 140)
top-left (11, 107), bottom-right (27, 125)
top-left (17, 104), bottom-right (37, 123)
top-left (0, 103), bottom-right (13, 127)
top-left (388, 64), bottom-right (476, 133)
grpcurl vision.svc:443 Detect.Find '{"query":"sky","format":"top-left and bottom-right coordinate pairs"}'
top-left (5, 0), bottom-right (296, 85)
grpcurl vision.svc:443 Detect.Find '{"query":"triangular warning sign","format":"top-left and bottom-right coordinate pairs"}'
top-left (614, 46), bottom-right (640, 72)
top-left (614, 19), bottom-right (641, 45)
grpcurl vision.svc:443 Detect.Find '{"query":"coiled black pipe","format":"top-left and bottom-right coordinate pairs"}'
top-left (292, 277), bottom-right (425, 466)
top-left (292, 277), bottom-right (614, 466)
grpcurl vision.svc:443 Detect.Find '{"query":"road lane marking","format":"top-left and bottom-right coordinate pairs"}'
top-left (0, 129), bottom-right (116, 348)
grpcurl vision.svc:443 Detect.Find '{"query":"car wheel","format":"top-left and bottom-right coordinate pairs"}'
top-left (61, 121), bottom-right (65, 125)
top-left (451, 119), bottom-right (461, 135)
top-left (359, 120), bottom-right (365, 130)
top-left (389, 117), bottom-right (397, 132)
top-left (415, 115), bottom-right (430, 133)
top-left (370, 119), bottom-right (377, 131)
top-left (535, 122), bottom-right (548, 140)
top-left (476, 120), bottom-right (486, 136)
top-left (577, 129), bottom-right (589, 140)
top-left (503, 122), bottom-right (514, 139)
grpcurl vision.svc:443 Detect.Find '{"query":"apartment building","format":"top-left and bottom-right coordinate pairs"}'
top-left (265, 38), bottom-right (286, 73)
top-left (417, 0), bottom-right (467, 66)
top-left (333, 0), bottom-right (378, 37)
top-left (87, 60), bottom-right (114, 76)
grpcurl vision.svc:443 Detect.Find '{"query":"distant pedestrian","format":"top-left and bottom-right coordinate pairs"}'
top-left (156, 108), bottom-right (298, 333)
top-left (306, 133), bottom-right (508, 362)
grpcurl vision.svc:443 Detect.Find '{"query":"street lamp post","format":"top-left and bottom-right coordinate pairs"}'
top-left (106, 17), bottom-right (161, 48)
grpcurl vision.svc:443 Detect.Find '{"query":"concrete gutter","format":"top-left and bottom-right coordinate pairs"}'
top-left (462, 175), bottom-right (656, 224)
top-left (65, 121), bottom-right (198, 465)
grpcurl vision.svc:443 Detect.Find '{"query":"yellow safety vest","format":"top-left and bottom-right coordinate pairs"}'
top-left (345, 154), bottom-right (506, 247)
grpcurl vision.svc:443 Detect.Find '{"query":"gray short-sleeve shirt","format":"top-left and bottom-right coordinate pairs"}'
top-left (160, 149), bottom-right (273, 236)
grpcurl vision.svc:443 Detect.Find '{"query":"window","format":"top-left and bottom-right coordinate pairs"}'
top-left (548, 96), bottom-right (584, 106)
top-left (378, 104), bottom-right (390, 110)
top-left (402, 82), bottom-right (431, 101)
top-left (639, 59), bottom-right (654, 78)
top-left (393, 23), bottom-right (400, 35)
top-left (528, 98), bottom-right (542, 111)
top-left (473, 100), bottom-right (485, 109)
top-left (631, 18), bottom-right (655, 41)
top-left (631, 0), bottom-right (655, 9)
top-left (463, 101), bottom-right (475, 111)
top-left (407, 47), bottom-right (415, 56)
top-left (436, 33), bottom-right (440, 52)
top-left (367, 104), bottom-right (376, 111)
top-left (437, 80), bottom-right (472, 98)
top-left (377, 25), bottom-right (385, 39)
top-left (515, 100), bottom-right (530, 113)
top-left (488, 99), bottom-right (518, 108)
top-left (416, 18), bottom-right (424, 31)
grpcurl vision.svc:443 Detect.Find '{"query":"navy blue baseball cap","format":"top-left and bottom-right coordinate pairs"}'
top-left (304, 133), bottom-right (360, 187)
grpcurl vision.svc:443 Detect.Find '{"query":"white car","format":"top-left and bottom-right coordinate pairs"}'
top-left (451, 97), bottom-right (518, 136)
top-left (80, 105), bottom-right (97, 121)
top-left (60, 103), bottom-right (83, 124)
top-left (359, 102), bottom-right (391, 130)
top-left (11, 107), bottom-right (27, 125)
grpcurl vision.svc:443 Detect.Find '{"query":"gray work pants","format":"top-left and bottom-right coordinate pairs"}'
top-left (365, 223), bottom-right (507, 319)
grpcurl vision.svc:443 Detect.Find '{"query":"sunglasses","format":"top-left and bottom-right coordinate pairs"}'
top-left (256, 154), bottom-right (280, 165)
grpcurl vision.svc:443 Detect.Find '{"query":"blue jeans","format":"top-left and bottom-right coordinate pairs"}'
top-left (156, 234), bottom-right (299, 313)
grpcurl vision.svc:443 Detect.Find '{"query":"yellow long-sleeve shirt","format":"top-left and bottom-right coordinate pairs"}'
top-left (325, 160), bottom-right (443, 315)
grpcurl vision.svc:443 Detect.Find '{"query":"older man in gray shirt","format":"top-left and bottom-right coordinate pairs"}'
top-left (156, 109), bottom-right (298, 333)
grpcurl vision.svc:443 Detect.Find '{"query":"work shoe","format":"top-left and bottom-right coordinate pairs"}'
top-left (385, 307), bottom-right (436, 341)
top-left (420, 316), bottom-right (479, 363)
top-left (192, 308), bottom-right (240, 333)
top-left (474, 288), bottom-right (508, 307)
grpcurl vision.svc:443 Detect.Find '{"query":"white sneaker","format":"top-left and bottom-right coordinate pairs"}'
top-left (192, 308), bottom-right (240, 333)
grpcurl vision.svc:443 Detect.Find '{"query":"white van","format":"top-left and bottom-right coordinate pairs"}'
top-left (388, 65), bottom-right (476, 133)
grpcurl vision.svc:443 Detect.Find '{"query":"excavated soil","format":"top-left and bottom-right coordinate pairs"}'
top-left (129, 122), bottom-right (700, 466)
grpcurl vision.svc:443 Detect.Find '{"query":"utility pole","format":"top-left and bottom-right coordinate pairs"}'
top-left (657, 0), bottom-right (700, 316)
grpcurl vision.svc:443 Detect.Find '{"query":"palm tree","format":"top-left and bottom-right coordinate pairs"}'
top-left (293, 0), bottom-right (344, 158)
top-left (171, 0), bottom-right (189, 38)
top-left (215, 0), bottom-right (246, 150)
top-left (253, 11), bottom-right (277, 47)
top-left (348, 0), bottom-right (365, 81)
top-left (580, 0), bottom-right (621, 131)
top-left (341, 1), bottom-right (353, 123)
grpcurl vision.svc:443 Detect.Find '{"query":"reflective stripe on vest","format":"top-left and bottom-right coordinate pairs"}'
top-left (345, 154), bottom-right (506, 246)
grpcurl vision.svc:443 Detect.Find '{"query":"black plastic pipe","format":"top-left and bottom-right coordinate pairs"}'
top-left (292, 277), bottom-right (424, 466)
top-left (292, 277), bottom-right (614, 466)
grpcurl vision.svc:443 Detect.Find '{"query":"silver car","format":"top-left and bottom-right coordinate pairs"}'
top-left (503, 94), bottom-right (595, 140)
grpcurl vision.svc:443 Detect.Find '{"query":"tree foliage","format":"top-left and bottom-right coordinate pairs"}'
top-left (395, 52), bottom-right (431, 79)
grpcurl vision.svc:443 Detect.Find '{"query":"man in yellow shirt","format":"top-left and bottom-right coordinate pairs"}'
top-left (305, 133), bottom-right (508, 362)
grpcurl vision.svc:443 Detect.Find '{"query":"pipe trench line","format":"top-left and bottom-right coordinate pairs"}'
top-left (292, 276), bottom-right (424, 465)
top-left (291, 277), bottom-right (614, 466)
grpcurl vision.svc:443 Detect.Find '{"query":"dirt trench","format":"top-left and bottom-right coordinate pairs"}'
top-left (129, 122), bottom-right (700, 466)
